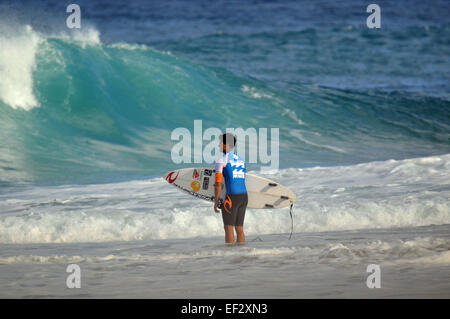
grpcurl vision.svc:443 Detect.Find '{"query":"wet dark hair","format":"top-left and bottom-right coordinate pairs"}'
top-left (220, 133), bottom-right (236, 147)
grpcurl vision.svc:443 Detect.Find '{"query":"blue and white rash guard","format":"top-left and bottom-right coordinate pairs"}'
top-left (215, 150), bottom-right (247, 195)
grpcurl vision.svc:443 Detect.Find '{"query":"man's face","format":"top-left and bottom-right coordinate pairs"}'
top-left (219, 141), bottom-right (227, 153)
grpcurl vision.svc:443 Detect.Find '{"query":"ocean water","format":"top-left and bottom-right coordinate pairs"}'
top-left (0, 0), bottom-right (449, 298)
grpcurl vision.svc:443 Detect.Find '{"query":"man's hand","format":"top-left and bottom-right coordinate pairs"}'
top-left (214, 202), bottom-right (220, 213)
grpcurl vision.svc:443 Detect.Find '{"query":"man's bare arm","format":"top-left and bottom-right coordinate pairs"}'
top-left (214, 172), bottom-right (222, 213)
top-left (214, 182), bottom-right (222, 213)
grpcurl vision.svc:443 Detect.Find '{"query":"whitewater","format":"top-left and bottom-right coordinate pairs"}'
top-left (1, 153), bottom-right (449, 297)
top-left (0, 0), bottom-right (449, 298)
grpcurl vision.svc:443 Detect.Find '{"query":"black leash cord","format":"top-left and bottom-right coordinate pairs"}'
top-left (289, 203), bottom-right (294, 240)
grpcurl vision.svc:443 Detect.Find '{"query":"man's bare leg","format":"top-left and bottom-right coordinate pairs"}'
top-left (235, 226), bottom-right (245, 244)
top-left (224, 225), bottom-right (235, 245)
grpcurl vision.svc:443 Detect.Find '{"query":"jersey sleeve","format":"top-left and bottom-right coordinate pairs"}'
top-left (214, 153), bottom-right (228, 183)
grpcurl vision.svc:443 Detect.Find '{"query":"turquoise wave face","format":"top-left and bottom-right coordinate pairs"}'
top-left (0, 26), bottom-right (449, 187)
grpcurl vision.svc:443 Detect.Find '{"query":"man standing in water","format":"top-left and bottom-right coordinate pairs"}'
top-left (214, 133), bottom-right (248, 245)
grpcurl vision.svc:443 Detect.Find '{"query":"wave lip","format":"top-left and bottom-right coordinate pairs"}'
top-left (0, 23), bottom-right (102, 111)
top-left (0, 25), bottom-right (42, 110)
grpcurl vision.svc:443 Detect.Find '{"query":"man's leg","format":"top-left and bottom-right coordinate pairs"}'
top-left (224, 225), bottom-right (235, 244)
top-left (235, 194), bottom-right (247, 245)
top-left (222, 195), bottom-right (236, 245)
top-left (235, 226), bottom-right (245, 244)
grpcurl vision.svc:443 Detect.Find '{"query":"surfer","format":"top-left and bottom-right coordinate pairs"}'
top-left (214, 133), bottom-right (248, 245)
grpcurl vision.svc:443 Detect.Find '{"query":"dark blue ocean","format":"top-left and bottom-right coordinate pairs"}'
top-left (0, 0), bottom-right (449, 187)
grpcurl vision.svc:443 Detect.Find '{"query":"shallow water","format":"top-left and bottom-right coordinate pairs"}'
top-left (1, 225), bottom-right (449, 298)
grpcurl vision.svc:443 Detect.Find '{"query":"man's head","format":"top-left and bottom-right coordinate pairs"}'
top-left (219, 133), bottom-right (236, 153)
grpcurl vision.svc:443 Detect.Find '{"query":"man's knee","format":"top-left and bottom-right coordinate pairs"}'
top-left (235, 226), bottom-right (245, 244)
top-left (224, 225), bottom-right (235, 235)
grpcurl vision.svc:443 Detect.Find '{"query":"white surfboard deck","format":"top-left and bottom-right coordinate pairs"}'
top-left (163, 168), bottom-right (296, 209)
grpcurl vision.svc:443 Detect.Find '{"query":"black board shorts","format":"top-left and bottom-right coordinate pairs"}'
top-left (221, 193), bottom-right (248, 226)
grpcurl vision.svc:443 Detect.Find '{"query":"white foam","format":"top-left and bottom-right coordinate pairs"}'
top-left (241, 85), bottom-right (274, 99)
top-left (0, 154), bottom-right (449, 244)
top-left (0, 25), bottom-right (42, 110)
top-left (0, 253), bottom-right (142, 265)
top-left (281, 108), bottom-right (304, 125)
top-left (2, 236), bottom-right (447, 269)
top-left (411, 251), bottom-right (450, 265)
top-left (109, 42), bottom-right (150, 51)
top-left (68, 27), bottom-right (101, 47)
top-left (0, 23), bottom-right (104, 111)
top-left (0, 254), bottom-right (84, 264)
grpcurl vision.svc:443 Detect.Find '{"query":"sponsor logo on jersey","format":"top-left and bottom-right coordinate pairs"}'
top-left (232, 169), bottom-right (245, 179)
top-left (230, 160), bottom-right (245, 168)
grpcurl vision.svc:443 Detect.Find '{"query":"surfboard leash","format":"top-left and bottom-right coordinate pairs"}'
top-left (289, 203), bottom-right (294, 240)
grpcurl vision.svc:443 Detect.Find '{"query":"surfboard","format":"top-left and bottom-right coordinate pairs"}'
top-left (162, 168), bottom-right (296, 209)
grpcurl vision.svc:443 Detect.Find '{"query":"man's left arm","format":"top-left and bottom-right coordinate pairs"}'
top-left (214, 173), bottom-right (222, 213)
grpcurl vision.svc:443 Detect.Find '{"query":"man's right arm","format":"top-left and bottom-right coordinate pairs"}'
top-left (214, 174), bottom-right (222, 213)
top-left (214, 156), bottom-right (226, 213)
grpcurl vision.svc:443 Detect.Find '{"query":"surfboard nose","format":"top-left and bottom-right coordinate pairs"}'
top-left (163, 170), bottom-right (180, 184)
